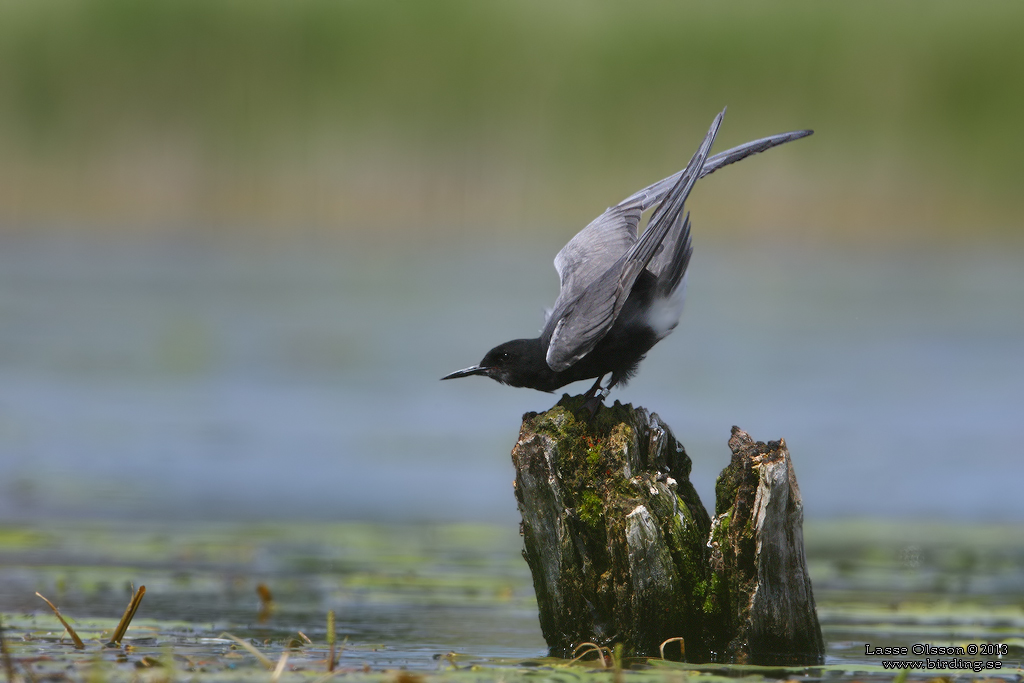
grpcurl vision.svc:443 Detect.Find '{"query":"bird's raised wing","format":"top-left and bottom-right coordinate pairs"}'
top-left (543, 110), bottom-right (724, 372)
top-left (549, 202), bottom-right (640, 325)
top-left (548, 127), bottom-right (813, 322)
top-left (617, 128), bottom-right (814, 213)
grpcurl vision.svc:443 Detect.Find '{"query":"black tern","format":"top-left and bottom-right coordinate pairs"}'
top-left (442, 109), bottom-right (811, 405)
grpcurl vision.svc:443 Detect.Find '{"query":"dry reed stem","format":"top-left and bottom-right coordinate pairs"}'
top-left (257, 584), bottom-right (276, 624)
top-left (270, 652), bottom-right (289, 683)
top-left (569, 642), bottom-right (611, 668)
top-left (219, 633), bottom-right (275, 670)
top-left (659, 637), bottom-right (685, 660)
top-left (326, 610), bottom-right (336, 672)
top-left (108, 585), bottom-right (146, 646)
top-left (35, 593), bottom-right (85, 650)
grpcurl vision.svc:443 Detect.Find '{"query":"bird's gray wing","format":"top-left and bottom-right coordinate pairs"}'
top-left (621, 128), bottom-right (814, 213)
top-left (644, 129), bottom-right (811, 281)
top-left (543, 110), bottom-right (724, 372)
top-left (548, 128), bottom-right (813, 322)
top-left (650, 210), bottom-right (693, 298)
top-left (548, 202), bottom-right (640, 324)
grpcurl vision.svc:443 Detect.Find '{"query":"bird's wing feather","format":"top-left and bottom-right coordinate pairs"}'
top-left (617, 128), bottom-right (814, 213)
top-left (549, 202), bottom-right (639, 323)
top-left (547, 128), bottom-right (813, 322)
top-left (649, 211), bottom-right (693, 297)
top-left (544, 110), bottom-right (724, 371)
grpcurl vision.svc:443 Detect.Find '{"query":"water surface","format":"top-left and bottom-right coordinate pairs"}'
top-left (0, 521), bottom-right (1021, 677)
top-left (0, 237), bottom-right (1021, 523)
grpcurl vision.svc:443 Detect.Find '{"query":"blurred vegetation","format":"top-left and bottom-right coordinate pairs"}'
top-left (0, 0), bottom-right (1022, 243)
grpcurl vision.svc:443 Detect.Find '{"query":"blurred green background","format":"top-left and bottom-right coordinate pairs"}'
top-left (1, 0), bottom-right (1022, 244)
top-left (1, 0), bottom-right (1022, 526)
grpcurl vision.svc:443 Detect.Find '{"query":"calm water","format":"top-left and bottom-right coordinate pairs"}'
top-left (1, 521), bottom-right (1021, 674)
top-left (0, 236), bottom-right (1021, 523)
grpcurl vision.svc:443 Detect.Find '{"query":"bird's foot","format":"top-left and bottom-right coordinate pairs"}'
top-left (582, 386), bottom-right (611, 418)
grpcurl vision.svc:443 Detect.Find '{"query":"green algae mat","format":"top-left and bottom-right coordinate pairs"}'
top-left (1, 521), bottom-right (1022, 682)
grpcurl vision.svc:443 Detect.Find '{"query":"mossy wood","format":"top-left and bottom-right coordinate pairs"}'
top-left (512, 396), bottom-right (823, 664)
top-left (709, 427), bottom-right (825, 665)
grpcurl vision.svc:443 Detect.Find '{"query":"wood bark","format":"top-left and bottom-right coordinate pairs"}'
top-left (709, 426), bottom-right (825, 665)
top-left (512, 395), bottom-right (824, 664)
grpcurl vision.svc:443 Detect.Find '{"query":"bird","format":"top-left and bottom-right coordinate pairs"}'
top-left (442, 109), bottom-right (811, 408)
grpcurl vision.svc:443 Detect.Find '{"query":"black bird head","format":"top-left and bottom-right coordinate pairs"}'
top-left (441, 338), bottom-right (554, 389)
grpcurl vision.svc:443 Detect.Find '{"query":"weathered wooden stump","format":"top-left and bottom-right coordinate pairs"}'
top-left (511, 395), bottom-right (824, 664)
top-left (709, 427), bottom-right (825, 665)
top-left (512, 394), bottom-right (713, 659)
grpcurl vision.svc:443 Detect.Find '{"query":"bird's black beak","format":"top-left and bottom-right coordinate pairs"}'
top-left (441, 365), bottom-right (489, 380)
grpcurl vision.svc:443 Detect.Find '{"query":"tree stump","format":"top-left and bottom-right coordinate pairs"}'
top-left (709, 427), bottom-right (825, 665)
top-left (511, 395), bottom-right (824, 664)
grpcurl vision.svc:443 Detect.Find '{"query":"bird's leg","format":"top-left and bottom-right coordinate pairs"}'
top-left (582, 375), bottom-right (607, 416)
top-left (582, 375), bottom-right (605, 401)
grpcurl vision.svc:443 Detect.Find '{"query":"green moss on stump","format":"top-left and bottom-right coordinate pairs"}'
top-left (514, 402), bottom-right (823, 665)
top-left (514, 395), bottom-right (718, 659)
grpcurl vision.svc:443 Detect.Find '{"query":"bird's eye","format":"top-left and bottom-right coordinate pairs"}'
top-left (500, 352), bottom-right (510, 361)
